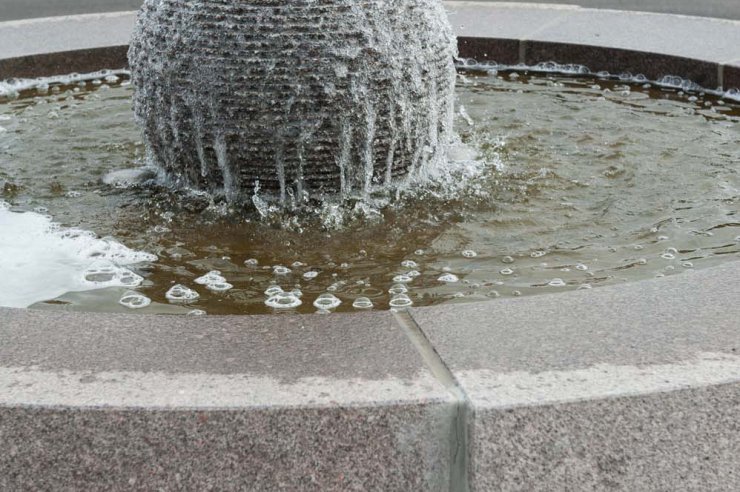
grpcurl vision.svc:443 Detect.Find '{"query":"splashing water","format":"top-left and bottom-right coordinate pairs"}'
top-left (128, 0), bottom-right (457, 206)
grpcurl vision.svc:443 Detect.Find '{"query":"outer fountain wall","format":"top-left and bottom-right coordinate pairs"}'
top-left (128, 0), bottom-right (457, 202)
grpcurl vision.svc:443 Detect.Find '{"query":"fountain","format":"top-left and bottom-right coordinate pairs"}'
top-left (128, 0), bottom-right (457, 203)
top-left (1, 3), bottom-right (740, 490)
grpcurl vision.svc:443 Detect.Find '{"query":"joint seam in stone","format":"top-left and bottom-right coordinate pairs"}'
top-left (393, 310), bottom-right (470, 492)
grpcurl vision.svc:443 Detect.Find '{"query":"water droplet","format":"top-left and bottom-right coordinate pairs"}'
top-left (265, 286), bottom-right (284, 296)
top-left (401, 260), bottom-right (419, 268)
top-left (575, 263), bottom-right (588, 271)
top-left (244, 258), bottom-right (259, 266)
top-left (500, 268), bottom-right (514, 276)
top-left (393, 274), bottom-right (413, 283)
top-left (265, 292), bottom-right (302, 309)
top-left (195, 271), bottom-right (225, 285)
top-left (462, 250), bottom-right (478, 258)
top-left (303, 271), bottom-right (319, 280)
top-left (389, 294), bottom-right (413, 308)
top-left (389, 284), bottom-right (408, 295)
top-left (166, 284), bottom-right (199, 303)
top-left (548, 278), bottom-right (566, 287)
top-left (207, 282), bottom-right (233, 292)
top-left (352, 297), bottom-right (374, 309)
top-left (314, 293), bottom-right (342, 310)
top-left (273, 265), bottom-right (292, 275)
top-left (119, 291), bottom-right (151, 309)
top-left (438, 273), bottom-right (460, 283)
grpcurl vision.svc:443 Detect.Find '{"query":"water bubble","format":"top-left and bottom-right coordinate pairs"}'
top-left (166, 284), bottom-right (199, 303)
top-left (438, 273), bottom-right (460, 283)
top-left (273, 265), bottom-right (292, 275)
top-left (401, 260), bottom-right (419, 268)
top-left (83, 260), bottom-right (143, 287)
top-left (352, 297), bottom-right (374, 309)
top-left (291, 261), bottom-right (305, 268)
top-left (65, 191), bottom-right (82, 198)
top-left (575, 263), bottom-right (588, 271)
top-left (637, 258), bottom-right (648, 265)
top-left (531, 251), bottom-right (547, 258)
top-left (578, 284), bottom-right (593, 290)
top-left (265, 292), bottom-right (302, 309)
top-left (389, 284), bottom-right (408, 295)
top-left (486, 290), bottom-right (500, 298)
top-left (682, 262), bottom-right (694, 268)
top-left (512, 290), bottom-right (522, 296)
top-left (206, 282), bottom-right (233, 292)
top-left (314, 293), bottom-right (342, 310)
top-left (244, 258), bottom-right (259, 266)
top-left (665, 247), bottom-right (678, 255)
top-left (548, 278), bottom-right (566, 287)
top-left (303, 271), bottom-right (319, 280)
top-left (462, 250), bottom-right (478, 258)
top-left (500, 268), bottom-right (514, 276)
top-left (265, 286), bottom-right (284, 296)
top-left (414, 249), bottom-right (425, 256)
top-left (407, 270), bottom-right (421, 278)
top-left (119, 291), bottom-right (151, 309)
top-left (501, 256), bottom-right (515, 264)
top-left (389, 294), bottom-right (413, 308)
top-left (393, 274), bottom-right (413, 283)
top-left (187, 309), bottom-right (207, 316)
top-left (634, 245), bottom-right (644, 250)
top-left (661, 253), bottom-right (676, 260)
top-left (195, 271), bottom-right (226, 285)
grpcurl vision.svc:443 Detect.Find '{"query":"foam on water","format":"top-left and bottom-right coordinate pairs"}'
top-left (0, 202), bottom-right (156, 308)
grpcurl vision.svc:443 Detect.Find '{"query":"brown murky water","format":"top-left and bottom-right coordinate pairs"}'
top-left (1, 70), bottom-right (738, 315)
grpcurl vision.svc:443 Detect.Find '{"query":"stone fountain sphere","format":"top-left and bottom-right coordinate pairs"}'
top-left (128, 0), bottom-right (458, 203)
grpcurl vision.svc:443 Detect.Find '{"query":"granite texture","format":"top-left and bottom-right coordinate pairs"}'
top-left (469, 382), bottom-right (740, 491)
top-left (525, 41), bottom-right (720, 87)
top-left (0, 308), bottom-right (459, 489)
top-left (0, 403), bottom-right (455, 491)
top-left (412, 262), bottom-right (740, 490)
top-left (411, 262), bottom-right (740, 374)
top-left (0, 309), bottom-right (426, 380)
top-left (724, 61), bottom-right (740, 91)
top-left (0, 46), bottom-right (128, 79)
top-left (457, 37), bottom-right (521, 65)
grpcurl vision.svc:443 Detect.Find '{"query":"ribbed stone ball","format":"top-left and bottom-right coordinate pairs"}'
top-left (129, 0), bottom-right (457, 201)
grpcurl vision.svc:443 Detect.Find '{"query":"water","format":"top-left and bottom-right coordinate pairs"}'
top-left (0, 71), bottom-right (738, 315)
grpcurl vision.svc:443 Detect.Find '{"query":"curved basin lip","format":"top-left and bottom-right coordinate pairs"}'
top-left (0, 4), bottom-right (739, 409)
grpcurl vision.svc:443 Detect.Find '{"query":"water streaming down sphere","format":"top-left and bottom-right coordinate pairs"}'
top-left (128, 0), bottom-right (458, 204)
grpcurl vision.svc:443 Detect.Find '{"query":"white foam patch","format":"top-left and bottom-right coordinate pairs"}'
top-left (0, 202), bottom-right (157, 308)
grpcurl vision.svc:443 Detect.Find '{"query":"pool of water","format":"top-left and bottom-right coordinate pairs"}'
top-left (1, 70), bottom-right (738, 315)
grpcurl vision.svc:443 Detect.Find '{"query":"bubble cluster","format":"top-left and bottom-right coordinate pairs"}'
top-left (314, 293), bottom-right (342, 310)
top-left (119, 291), bottom-right (151, 309)
top-left (166, 284), bottom-right (200, 303)
top-left (437, 273), bottom-right (460, 283)
top-left (266, 292), bottom-right (303, 309)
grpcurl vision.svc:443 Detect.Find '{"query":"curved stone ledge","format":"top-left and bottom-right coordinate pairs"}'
top-left (0, 4), bottom-right (739, 490)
